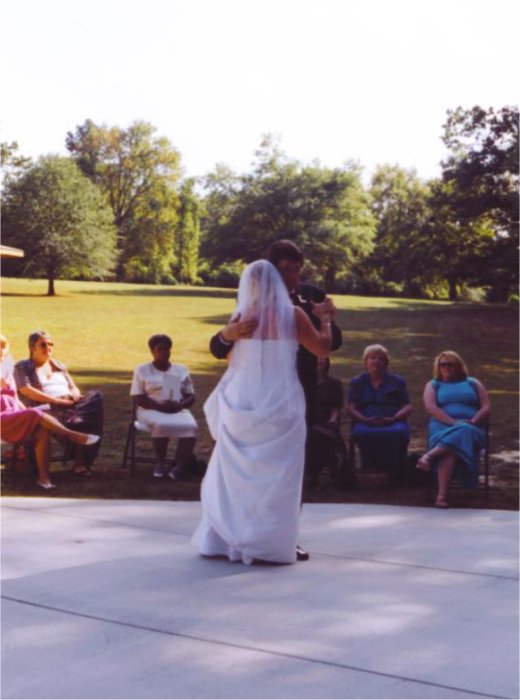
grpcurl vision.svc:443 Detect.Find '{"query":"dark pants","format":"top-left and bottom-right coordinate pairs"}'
top-left (306, 425), bottom-right (349, 488)
top-left (352, 421), bottom-right (410, 481)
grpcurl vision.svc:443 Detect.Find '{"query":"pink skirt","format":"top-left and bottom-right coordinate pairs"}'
top-left (0, 393), bottom-right (43, 444)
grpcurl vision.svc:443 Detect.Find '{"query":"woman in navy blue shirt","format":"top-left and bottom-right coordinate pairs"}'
top-left (348, 344), bottom-right (412, 482)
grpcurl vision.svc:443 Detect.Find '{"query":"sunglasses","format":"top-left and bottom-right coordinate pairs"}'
top-left (39, 342), bottom-right (54, 348)
top-left (439, 362), bottom-right (455, 368)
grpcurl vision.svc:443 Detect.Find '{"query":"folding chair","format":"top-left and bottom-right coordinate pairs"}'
top-left (121, 398), bottom-right (176, 476)
top-left (433, 418), bottom-right (491, 494)
top-left (478, 418), bottom-right (491, 496)
top-left (2, 438), bottom-right (70, 474)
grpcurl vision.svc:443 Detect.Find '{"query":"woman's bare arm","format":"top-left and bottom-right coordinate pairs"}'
top-left (470, 380), bottom-right (491, 425)
top-left (295, 307), bottom-right (331, 358)
top-left (18, 384), bottom-right (75, 407)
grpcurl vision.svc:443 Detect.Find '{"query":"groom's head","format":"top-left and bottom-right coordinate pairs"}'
top-left (267, 240), bottom-right (303, 294)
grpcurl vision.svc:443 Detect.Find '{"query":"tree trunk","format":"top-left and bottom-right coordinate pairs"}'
top-left (447, 276), bottom-right (458, 301)
top-left (324, 267), bottom-right (336, 293)
top-left (47, 276), bottom-right (55, 296)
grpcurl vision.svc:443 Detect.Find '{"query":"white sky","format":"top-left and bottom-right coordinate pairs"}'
top-left (1, 0), bottom-right (518, 183)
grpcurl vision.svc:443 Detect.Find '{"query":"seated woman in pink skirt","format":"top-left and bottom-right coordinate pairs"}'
top-left (0, 335), bottom-right (99, 490)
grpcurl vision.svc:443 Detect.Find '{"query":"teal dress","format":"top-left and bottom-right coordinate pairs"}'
top-left (428, 378), bottom-right (485, 489)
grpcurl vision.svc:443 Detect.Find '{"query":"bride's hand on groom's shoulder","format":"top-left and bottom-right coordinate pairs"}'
top-left (222, 313), bottom-right (259, 341)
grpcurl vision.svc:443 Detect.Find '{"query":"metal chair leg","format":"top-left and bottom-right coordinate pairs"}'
top-left (130, 423), bottom-right (136, 476)
top-left (484, 456), bottom-right (490, 496)
top-left (9, 444), bottom-right (19, 472)
top-left (483, 421), bottom-right (490, 497)
top-left (121, 422), bottom-right (133, 470)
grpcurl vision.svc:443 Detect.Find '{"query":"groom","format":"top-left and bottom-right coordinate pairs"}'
top-left (209, 240), bottom-right (343, 558)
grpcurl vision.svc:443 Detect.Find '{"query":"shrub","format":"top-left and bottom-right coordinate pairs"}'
top-left (201, 261), bottom-right (246, 288)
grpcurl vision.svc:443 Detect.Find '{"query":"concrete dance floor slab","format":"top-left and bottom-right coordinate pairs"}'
top-left (1, 497), bottom-right (518, 699)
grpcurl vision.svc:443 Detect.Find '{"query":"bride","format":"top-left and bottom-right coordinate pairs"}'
top-left (192, 259), bottom-right (333, 564)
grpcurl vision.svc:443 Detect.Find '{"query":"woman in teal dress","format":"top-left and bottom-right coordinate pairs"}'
top-left (417, 351), bottom-right (490, 508)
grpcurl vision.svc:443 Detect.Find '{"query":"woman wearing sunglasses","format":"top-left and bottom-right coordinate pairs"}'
top-left (417, 351), bottom-right (490, 508)
top-left (14, 331), bottom-right (104, 477)
top-left (1, 334), bottom-right (100, 489)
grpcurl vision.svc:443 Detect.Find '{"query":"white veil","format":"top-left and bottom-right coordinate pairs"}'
top-left (233, 259), bottom-right (296, 342)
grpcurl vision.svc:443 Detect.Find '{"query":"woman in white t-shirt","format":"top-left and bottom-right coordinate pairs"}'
top-left (131, 334), bottom-right (197, 479)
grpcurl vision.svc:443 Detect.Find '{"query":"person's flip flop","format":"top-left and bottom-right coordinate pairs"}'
top-left (416, 454), bottom-right (432, 472)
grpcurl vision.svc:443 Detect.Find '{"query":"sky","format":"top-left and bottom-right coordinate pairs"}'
top-left (1, 0), bottom-right (518, 184)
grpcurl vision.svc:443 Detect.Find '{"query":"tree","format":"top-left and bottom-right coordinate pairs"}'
top-left (2, 156), bottom-right (116, 295)
top-left (366, 108), bottom-right (519, 301)
top-left (368, 165), bottom-right (432, 297)
top-left (122, 177), bottom-right (179, 284)
top-left (423, 179), bottom-right (496, 300)
top-left (1, 141), bottom-right (32, 181)
top-left (66, 120), bottom-right (182, 277)
top-left (175, 178), bottom-right (201, 284)
top-left (440, 106), bottom-right (519, 300)
top-left (201, 137), bottom-right (376, 290)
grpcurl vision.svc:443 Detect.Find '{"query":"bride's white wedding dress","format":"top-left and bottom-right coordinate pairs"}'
top-left (192, 261), bottom-right (306, 565)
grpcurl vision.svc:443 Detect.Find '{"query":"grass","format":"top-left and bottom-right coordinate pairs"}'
top-left (1, 277), bottom-right (518, 509)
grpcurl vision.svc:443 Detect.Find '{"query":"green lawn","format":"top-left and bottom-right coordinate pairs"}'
top-left (1, 277), bottom-right (518, 508)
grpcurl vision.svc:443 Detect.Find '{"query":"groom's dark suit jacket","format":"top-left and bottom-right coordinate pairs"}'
top-left (209, 282), bottom-right (343, 421)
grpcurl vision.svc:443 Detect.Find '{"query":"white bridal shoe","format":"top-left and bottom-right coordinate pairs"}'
top-left (84, 434), bottom-right (100, 445)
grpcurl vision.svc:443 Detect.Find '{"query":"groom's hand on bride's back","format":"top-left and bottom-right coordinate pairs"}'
top-left (221, 313), bottom-right (259, 342)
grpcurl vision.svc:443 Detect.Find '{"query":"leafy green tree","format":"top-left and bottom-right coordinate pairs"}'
top-left (440, 106), bottom-right (519, 300)
top-left (368, 107), bottom-right (518, 301)
top-left (2, 156), bottom-right (116, 295)
top-left (422, 179), bottom-right (495, 300)
top-left (199, 163), bottom-right (240, 261)
top-left (1, 141), bottom-right (32, 181)
top-left (122, 177), bottom-right (179, 284)
top-left (175, 178), bottom-right (201, 284)
top-left (367, 165), bottom-right (432, 297)
top-left (201, 137), bottom-right (376, 290)
top-left (66, 120), bottom-right (182, 277)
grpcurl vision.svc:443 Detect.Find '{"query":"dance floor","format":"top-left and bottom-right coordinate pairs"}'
top-left (2, 498), bottom-right (518, 699)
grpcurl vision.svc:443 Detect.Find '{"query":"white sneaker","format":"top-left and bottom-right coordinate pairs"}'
top-left (153, 464), bottom-right (166, 478)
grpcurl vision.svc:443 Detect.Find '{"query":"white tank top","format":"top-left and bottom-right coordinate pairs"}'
top-left (39, 371), bottom-right (70, 398)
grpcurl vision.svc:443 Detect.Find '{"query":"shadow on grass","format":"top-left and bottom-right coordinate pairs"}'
top-left (200, 313), bottom-right (234, 327)
top-left (75, 287), bottom-right (238, 300)
top-left (1, 293), bottom-right (51, 298)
